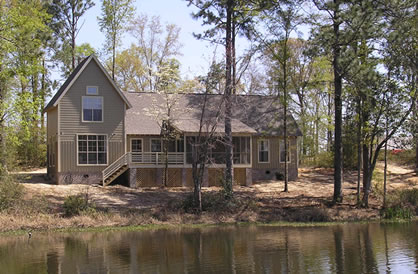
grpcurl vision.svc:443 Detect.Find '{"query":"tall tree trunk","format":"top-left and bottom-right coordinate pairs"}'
top-left (283, 37), bottom-right (289, 192)
top-left (362, 144), bottom-right (371, 207)
top-left (383, 120), bottom-right (388, 208)
top-left (41, 59), bottom-right (46, 130)
top-left (300, 100), bottom-right (307, 158)
top-left (356, 97), bottom-right (362, 205)
top-left (327, 84), bottom-right (333, 152)
top-left (71, 5), bottom-right (76, 70)
top-left (332, 0), bottom-right (343, 203)
top-left (413, 76), bottom-right (418, 170)
top-left (112, 36), bottom-right (116, 80)
top-left (224, 0), bottom-right (234, 197)
top-left (232, 15), bottom-right (236, 95)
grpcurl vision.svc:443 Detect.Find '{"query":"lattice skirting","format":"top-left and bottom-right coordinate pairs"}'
top-left (136, 168), bottom-right (157, 187)
top-left (162, 168), bottom-right (182, 187)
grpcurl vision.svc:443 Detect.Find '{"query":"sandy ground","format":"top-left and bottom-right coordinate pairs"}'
top-left (15, 164), bottom-right (417, 222)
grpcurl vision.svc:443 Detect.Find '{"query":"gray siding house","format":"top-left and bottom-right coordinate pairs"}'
top-left (45, 56), bottom-right (302, 186)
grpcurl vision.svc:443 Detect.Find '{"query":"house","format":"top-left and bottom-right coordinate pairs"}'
top-left (44, 55), bottom-right (302, 187)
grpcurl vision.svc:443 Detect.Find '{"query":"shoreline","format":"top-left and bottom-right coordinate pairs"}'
top-left (1, 213), bottom-right (416, 236)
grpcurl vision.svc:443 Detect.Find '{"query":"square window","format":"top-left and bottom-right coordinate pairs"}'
top-left (78, 153), bottom-right (87, 165)
top-left (77, 135), bottom-right (107, 165)
top-left (131, 139), bottom-right (142, 152)
top-left (151, 139), bottom-right (161, 152)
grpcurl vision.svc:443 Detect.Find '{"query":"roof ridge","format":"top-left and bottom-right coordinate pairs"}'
top-left (126, 91), bottom-right (277, 98)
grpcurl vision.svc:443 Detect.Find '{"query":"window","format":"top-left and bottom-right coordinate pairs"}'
top-left (150, 139), bottom-right (162, 152)
top-left (82, 96), bottom-right (103, 122)
top-left (280, 140), bottom-right (291, 163)
top-left (258, 139), bottom-right (269, 163)
top-left (131, 139), bottom-right (142, 152)
top-left (78, 135), bottom-right (107, 165)
top-left (86, 86), bottom-right (98, 95)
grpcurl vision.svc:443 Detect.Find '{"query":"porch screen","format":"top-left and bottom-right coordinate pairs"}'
top-left (78, 135), bottom-right (107, 165)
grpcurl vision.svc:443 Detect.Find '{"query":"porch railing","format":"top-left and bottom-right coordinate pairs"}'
top-left (130, 152), bottom-right (185, 165)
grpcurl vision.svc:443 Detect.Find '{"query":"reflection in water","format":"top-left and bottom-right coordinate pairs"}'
top-left (0, 222), bottom-right (416, 273)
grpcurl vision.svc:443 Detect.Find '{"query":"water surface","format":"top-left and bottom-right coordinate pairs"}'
top-left (0, 222), bottom-right (417, 273)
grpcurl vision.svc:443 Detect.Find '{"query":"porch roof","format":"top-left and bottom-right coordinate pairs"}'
top-left (171, 119), bottom-right (257, 134)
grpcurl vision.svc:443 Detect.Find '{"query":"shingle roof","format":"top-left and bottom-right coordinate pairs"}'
top-left (125, 92), bottom-right (302, 136)
top-left (43, 57), bottom-right (90, 112)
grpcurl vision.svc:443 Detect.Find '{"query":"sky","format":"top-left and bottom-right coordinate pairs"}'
top-left (72, 0), bottom-right (218, 81)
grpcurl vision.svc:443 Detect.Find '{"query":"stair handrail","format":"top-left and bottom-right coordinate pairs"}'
top-left (102, 152), bottom-right (131, 184)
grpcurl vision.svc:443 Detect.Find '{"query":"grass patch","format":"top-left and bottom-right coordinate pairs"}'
top-left (382, 189), bottom-right (418, 220)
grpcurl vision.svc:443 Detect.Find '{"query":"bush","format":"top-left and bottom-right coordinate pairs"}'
top-left (0, 177), bottom-right (24, 211)
top-left (63, 194), bottom-right (94, 217)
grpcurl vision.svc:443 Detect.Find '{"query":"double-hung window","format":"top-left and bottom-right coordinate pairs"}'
top-left (78, 135), bottom-right (107, 165)
top-left (258, 139), bottom-right (269, 163)
top-left (82, 96), bottom-right (103, 122)
top-left (280, 140), bottom-right (291, 163)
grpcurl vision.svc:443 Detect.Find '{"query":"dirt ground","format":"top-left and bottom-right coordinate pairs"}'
top-left (15, 164), bottom-right (417, 223)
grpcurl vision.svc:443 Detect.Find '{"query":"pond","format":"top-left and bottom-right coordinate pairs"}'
top-left (0, 222), bottom-right (416, 273)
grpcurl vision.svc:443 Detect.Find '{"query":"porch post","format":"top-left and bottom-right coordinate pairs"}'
top-left (129, 168), bottom-right (137, 188)
top-left (245, 168), bottom-right (252, 186)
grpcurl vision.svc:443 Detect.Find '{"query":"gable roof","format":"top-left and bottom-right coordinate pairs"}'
top-left (43, 55), bottom-right (132, 113)
top-left (125, 92), bottom-right (302, 136)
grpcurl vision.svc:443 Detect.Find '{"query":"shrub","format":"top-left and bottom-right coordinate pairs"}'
top-left (0, 177), bottom-right (24, 211)
top-left (63, 194), bottom-right (94, 217)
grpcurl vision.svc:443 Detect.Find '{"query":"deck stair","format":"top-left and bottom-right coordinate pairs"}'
top-left (102, 153), bottom-right (130, 186)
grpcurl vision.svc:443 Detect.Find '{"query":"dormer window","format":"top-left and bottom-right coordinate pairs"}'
top-left (86, 86), bottom-right (98, 95)
top-left (82, 96), bottom-right (103, 122)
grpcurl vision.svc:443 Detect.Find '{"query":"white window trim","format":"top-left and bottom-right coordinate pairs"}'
top-left (131, 138), bottom-right (143, 152)
top-left (150, 138), bottom-right (162, 152)
top-left (258, 139), bottom-right (270, 164)
top-left (86, 86), bottom-right (99, 95)
top-left (280, 139), bottom-right (291, 163)
top-left (81, 96), bottom-right (104, 123)
top-left (76, 134), bottom-right (108, 166)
